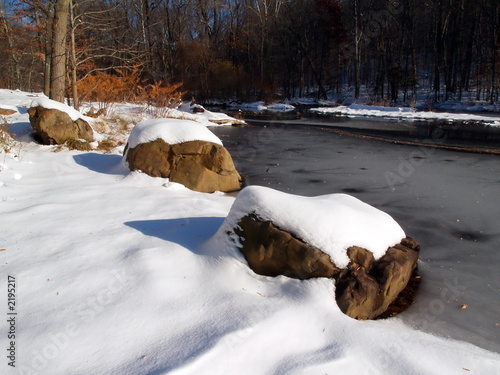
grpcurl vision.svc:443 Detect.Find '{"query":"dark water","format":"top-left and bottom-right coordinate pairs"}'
top-left (211, 122), bottom-right (500, 354)
top-left (222, 107), bottom-right (500, 149)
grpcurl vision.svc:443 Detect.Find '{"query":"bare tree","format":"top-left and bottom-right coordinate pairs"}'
top-left (50, 0), bottom-right (69, 102)
top-left (0, 1), bottom-right (22, 88)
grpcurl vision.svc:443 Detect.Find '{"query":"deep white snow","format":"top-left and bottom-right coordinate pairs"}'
top-left (1, 90), bottom-right (500, 374)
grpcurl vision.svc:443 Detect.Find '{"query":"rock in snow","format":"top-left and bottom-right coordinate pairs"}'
top-left (123, 118), bottom-right (241, 193)
top-left (335, 238), bottom-right (420, 319)
top-left (221, 186), bottom-right (419, 319)
top-left (223, 186), bottom-right (406, 268)
top-left (28, 98), bottom-right (94, 145)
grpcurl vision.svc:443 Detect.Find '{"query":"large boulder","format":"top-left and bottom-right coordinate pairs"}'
top-left (28, 100), bottom-right (94, 145)
top-left (123, 119), bottom-right (241, 193)
top-left (218, 186), bottom-right (420, 320)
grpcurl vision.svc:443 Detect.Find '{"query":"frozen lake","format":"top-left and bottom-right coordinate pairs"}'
top-left (212, 120), bottom-right (500, 354)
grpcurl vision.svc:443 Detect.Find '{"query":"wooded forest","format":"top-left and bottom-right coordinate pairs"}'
top-left (1, 0), bottom-right (499, 106)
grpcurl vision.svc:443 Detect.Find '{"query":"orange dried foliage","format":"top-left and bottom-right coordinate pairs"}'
top-left (77, 68), bottom-right (184, 107)
top-left (140, 81), bottom-right (184, 108)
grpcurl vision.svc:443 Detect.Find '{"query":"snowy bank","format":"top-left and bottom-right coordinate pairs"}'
top-left (177, 103), bottom-right (245, 125)
top-left (219, 186), bottom-right (405, 268)
top-left (0, 89), bottom-right (45, 109)
top-left (311, 104), bottom-right (500, 125)
top-left (229, 101), bottom-right (296, 112)
top-left (2, 144), bottom-right (498, 374)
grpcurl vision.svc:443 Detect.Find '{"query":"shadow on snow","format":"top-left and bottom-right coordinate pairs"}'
top-left (73, 152), bottom-right (125, 175)
top-left (124, 217), bottom-right (225, 255)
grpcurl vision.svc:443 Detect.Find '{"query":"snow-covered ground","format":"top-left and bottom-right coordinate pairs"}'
top-left (1, 89), bottom-right (500, 374)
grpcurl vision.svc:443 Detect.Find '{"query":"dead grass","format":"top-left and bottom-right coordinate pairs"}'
top-left (86, 113), bottom-right (134, 153)
top-left (97, 138), bottom-right (124, 152)
top-left (0, 118), bottom-right (16, 153)
top-left (65, 138), bottom-right (92, 151)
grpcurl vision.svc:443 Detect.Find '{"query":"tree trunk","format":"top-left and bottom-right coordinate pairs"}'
top-left (69, 0), bottom-right (78, 109)
top-left (490, 0), bottom-right (499, 103)
top-left (433, 0), bottom-right (443, 103)
top-left (0, 1), bottom-right (21, 88)
top-left (41, 1), bottom-right (56, 96)
top-left (50, 0), bottom-right (69, 103)
top-left (354, 0), bottom-right (361, 99)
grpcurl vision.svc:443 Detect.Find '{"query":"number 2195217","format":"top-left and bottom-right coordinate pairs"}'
top-left (8, 275), bottom-right (16, 311)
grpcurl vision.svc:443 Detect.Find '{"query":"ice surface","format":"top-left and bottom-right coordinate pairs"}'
top-left (220, 185), bottom-right (405, 267)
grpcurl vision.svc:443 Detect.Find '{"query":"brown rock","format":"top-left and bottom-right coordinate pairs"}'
top-left (0, 108), bottom-right (16, 116)
top-left (28, 106), bottom-right (94, 145)
top-left (233, 214), bottom-right (420, 320)
top-left (235, 214), bottom-right (340, 279)
top-left (191, 104), bottom-right (205, 113)
top-left (335, 238), bottom-right (420, 320)
top-left (125, 139), bottom-right (241, 193)
top-left (125, 139), bottom-right (172, 178)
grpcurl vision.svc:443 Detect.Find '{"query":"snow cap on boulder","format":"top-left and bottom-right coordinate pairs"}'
top-left (125, 118), bottom-right (222, 153)
top-left (123, 118), bottom-right (241, 193)
top-left (223, 186), bottom-right (406, 268)
top-left (30, 97), bottom-right (87, 122)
